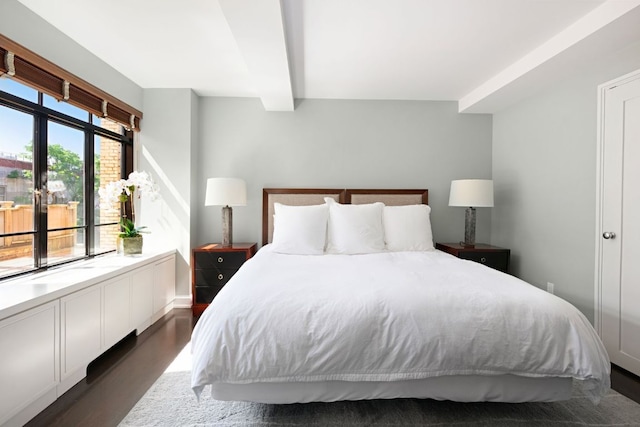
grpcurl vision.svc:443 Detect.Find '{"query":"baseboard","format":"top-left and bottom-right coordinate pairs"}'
top-left (173, 294), bottom-right (191, 308)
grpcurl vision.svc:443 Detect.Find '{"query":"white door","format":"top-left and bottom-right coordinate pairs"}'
top-left (597, 70), bottom-right (640, 376)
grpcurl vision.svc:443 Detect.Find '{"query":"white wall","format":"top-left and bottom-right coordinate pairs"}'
top-left (492, 41), bottom-right (640, 322)
top-left (138, 89), bottom-right (198, 303)
top-left (0, 0), bottom-right (143, 111)
top-left (196, 97), bottom-right (493, 246)
top-left (190, 91), bottom-right (200, 279)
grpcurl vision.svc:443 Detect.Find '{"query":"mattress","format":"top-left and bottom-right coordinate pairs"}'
top-left (191, 246), bottom-right (610, 403)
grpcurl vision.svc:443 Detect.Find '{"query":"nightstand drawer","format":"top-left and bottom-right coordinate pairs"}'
top-left (195, 251), bottom-right (246, 269)
top-left (194, 268), bottom-right (237, 288)
top-left (458, 251), bottom-right (509, 272)
top-left (195, 285), bottom-right (225, 304)
top-left (436, 243), bottom-right (510, 274)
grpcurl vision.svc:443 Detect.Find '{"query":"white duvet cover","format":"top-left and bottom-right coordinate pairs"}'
top-left (191, 246), bottom-right (610, 403)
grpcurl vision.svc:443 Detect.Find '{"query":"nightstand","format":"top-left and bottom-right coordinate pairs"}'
top-left (192, 242), bottom-right (257, 316)
top-left (436, 242), bottom-right (510, 273)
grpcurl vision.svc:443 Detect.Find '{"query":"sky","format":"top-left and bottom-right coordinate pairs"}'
top-left (0, 77), bottom-right (91, 159)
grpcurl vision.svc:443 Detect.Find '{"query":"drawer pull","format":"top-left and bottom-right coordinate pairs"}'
top-left (218, 273), bottom-right (224, 280)
top-left (218, 256), bottom-right (224, 263)
top-left (480, 257), bottom-right (487, 263)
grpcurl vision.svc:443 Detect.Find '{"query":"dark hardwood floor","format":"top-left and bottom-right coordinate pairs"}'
top-left (25, 308), bottom-right (194, 427)
top-left (24, 307), bottom-right (640, 426)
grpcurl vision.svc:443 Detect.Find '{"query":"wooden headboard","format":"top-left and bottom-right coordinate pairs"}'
top-left (262, 188), bottom-right (429, 246)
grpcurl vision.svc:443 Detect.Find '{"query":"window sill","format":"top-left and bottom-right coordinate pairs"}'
top-left (0, 249), bottom-right (176, 321)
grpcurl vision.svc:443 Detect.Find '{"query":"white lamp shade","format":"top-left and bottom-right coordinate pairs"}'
top-left (205, 178), bottom-right (247, 206)
top-left (449, 179), bottom-right (494, 207)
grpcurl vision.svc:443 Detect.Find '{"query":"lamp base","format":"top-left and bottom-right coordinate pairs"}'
top-left (222, 206), bottom-right (233, 247)
top-left (463, 207), bottom-right (476, 247)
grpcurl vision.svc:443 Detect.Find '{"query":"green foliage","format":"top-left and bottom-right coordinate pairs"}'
top-left (47, 143), bottom-right (83, 202)
top-left (7, 169), bottom-right (25, 179)
top-left (119, 217), bottom-right (148, 238)
top-left (24, 142), bottom-right (83, 202)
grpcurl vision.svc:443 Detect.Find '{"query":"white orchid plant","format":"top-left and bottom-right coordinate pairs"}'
top-left (99, 171), bottom-right (159, 238)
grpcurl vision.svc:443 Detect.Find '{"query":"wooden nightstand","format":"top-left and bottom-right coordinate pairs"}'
top-left (192, 242), bottom-right (257, 316)
top-left (436, 242), bottom-right (510, 273)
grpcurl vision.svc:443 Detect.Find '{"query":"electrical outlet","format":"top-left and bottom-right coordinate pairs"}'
top-left (547, 282), bottom-right (555, 294)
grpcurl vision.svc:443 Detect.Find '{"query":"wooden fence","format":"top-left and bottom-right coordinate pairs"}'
top-left (0, 201), bottom-right (79, 261)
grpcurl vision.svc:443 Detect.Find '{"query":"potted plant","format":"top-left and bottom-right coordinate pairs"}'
top-left (99, 171), bottom-right (158, 255)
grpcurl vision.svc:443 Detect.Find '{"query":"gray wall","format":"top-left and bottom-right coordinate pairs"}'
top-left (0, 0), bottom-right (143, 110)
top-left (491, 41), bottom-right (640, 322)
top-left (139, 89), bottom-right (199, 302)
top-left (196, 97), bottom-right (493, 246)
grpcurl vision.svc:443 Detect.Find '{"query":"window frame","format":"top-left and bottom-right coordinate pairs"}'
top-left (0, 86), bottom-right (133, 279)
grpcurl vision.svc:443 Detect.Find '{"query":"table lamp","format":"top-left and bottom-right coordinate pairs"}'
top-left (205, 177), bottom-right (247, 246)
top-left (449, 179), bottom-right (494, 247)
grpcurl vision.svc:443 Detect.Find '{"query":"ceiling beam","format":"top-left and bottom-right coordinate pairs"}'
top-left (219, 0), bottom-right (294, 111)
top-left (459, 0), bottom-right (640, 113)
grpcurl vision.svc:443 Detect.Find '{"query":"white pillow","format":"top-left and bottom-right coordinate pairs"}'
top-left (383, 204), bottom-right (434, 251)
top-left (324, 197), bottom-right (385, 254)
top-left (271, 203), bottom-right (328, 255)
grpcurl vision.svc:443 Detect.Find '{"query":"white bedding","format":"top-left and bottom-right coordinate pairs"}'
top-left (191, 246), bottom-right (610, 403)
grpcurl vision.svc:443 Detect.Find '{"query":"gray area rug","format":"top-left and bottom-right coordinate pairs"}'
top-left (119, 344), bottom-right (640, 427)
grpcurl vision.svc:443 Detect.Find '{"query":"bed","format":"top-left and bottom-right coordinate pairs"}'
top-left (191, 188), bottom-right (610, 404)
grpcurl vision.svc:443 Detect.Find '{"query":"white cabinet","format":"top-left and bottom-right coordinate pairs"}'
top-left (0, 301), bottom-right (59, 427)
top-left (0, 252), bottom-right (176, 426)
top-left (153, 256), bottom-right (176, 321)
top-left (130, 264), bottom-right (154, 334)
top-left (59, 255), bottom-right (176, 394)
top-left (60, 285), bottom-right (102, 384)
top-left (103, 275), bottom-right (132, 350)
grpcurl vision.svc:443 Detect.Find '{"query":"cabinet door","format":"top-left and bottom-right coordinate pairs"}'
top-left (103, 275), bottom-right (132, 350)
top-left (61, 286), bottom-right (102, 379)
top-left (131, 265), bottom-right (154, 334)
top-left (0, 301), bottom-right (59, 426)
top-left (154, 256), bottom-right (176, 316)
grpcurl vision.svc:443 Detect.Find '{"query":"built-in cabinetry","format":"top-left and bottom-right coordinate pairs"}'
top-left (131, 265), bottom-right (155, 333)
top-left (60, 285), bottom-right (102, 391)
top-left (153, 256), bottom-right (176, 322)
top-left (0, 251), bottom-right (176, 427)
top-left (0, 301), bottom-right (59, 427)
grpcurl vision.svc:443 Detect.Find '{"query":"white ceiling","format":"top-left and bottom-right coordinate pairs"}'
top-left (16, 0), bottom-right (640, 112)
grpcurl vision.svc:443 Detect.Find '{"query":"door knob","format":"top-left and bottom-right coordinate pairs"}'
top-left (603, 232), bottom-right (616, 239)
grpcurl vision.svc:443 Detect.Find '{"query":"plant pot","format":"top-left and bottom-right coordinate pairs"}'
top-left (120, 235), bottom-right (143, 256)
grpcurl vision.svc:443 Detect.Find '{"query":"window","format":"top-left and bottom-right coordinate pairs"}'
top-left (0, 79), bottom-right (133, 280)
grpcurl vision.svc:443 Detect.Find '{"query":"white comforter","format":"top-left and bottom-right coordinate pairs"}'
top-left (191, 246), bottom-right (610, 402)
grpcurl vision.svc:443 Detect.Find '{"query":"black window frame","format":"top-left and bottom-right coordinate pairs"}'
top-left (0, 87), bottom-right (133, 280)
